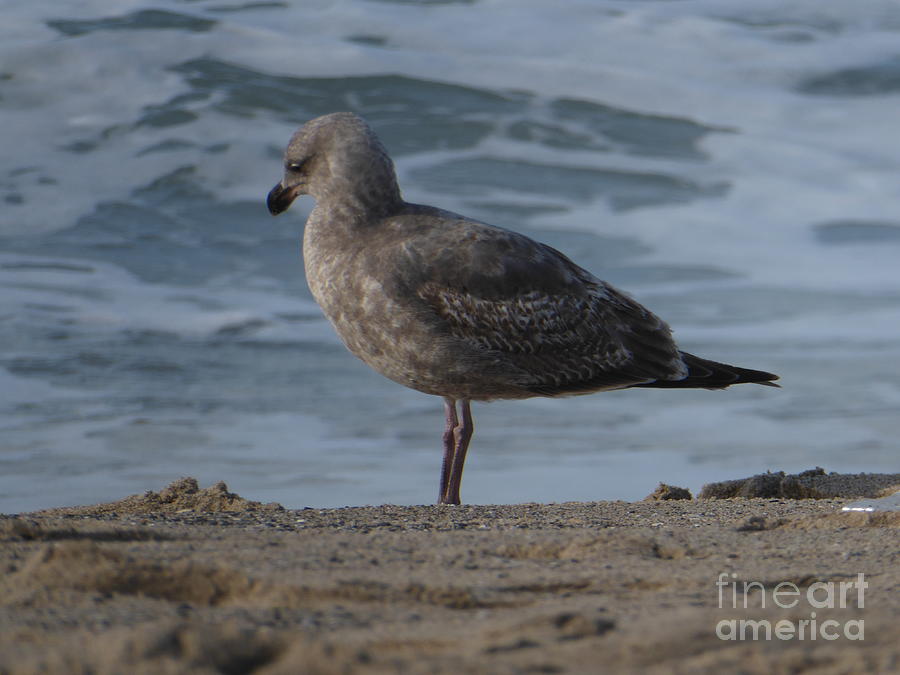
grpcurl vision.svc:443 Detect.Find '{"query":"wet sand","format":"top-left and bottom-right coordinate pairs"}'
top-left (2, 473), bottom-right (899, 674)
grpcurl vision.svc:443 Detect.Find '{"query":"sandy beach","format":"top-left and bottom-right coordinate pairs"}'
top-left (2, 472), bottom-right (899, 674)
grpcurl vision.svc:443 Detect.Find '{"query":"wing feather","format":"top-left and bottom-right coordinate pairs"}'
top-left (409, 222), bottom-right (688, 396)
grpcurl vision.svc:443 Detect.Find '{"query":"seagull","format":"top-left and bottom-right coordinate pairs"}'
top-left (267, 112), bottom-right (778, 505)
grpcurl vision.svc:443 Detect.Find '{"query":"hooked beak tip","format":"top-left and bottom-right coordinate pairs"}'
top-left (266, 182), bottom-right (295, 216)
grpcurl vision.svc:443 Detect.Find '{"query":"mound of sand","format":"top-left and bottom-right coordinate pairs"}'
top-left (35, 477), bottom-right (284, 517)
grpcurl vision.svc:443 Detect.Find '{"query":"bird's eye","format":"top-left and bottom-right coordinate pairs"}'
top-left (286, 161), bottom-right (305, 172)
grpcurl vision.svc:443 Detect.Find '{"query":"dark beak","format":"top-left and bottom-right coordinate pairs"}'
top-left (267, 182), bottom-right (296, 216)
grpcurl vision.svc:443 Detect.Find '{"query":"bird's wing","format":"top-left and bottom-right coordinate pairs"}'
top-left (397, 215), bottom-right (688, 396)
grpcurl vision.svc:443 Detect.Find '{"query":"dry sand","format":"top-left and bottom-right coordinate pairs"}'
top-left (2, 472), bottom-right (899, 674)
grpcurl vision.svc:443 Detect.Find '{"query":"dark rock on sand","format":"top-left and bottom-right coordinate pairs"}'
top-left (700, 467), bottom-right (900, 499)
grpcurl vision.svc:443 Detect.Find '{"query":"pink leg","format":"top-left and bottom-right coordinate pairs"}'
top-left (439, 397), bottom-right (458, 503)
top-left (438, 398), bottom-right (474, 505)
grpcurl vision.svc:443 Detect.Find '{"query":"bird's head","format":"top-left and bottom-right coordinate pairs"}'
top-left (267, 112), bottom-right (400, 217)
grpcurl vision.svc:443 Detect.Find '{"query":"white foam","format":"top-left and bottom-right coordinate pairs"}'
top-left (6, 0), bottom-right (900, 291)
top-left (0, 253), bottom-right (335, 348)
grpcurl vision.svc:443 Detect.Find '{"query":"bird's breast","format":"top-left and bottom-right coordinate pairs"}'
top-left (303, 235), bottom-right (453, 394)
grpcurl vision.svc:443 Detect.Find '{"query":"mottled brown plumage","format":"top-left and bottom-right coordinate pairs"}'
top-left (267, 112), bottom-right (778, 505)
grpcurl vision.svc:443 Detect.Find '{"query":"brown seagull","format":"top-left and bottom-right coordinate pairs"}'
top-left (267, 112), bottom-right (778, 505)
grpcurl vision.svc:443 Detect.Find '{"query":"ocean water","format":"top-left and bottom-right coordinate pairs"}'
top-left (2, 0), bottom-right (900, 512)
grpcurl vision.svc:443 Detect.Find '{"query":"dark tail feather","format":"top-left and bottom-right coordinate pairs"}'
top-left (633, 351), bottom-right (780, 390)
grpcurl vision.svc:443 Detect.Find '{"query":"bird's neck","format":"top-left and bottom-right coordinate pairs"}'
top-left (313, 177), bottom-right (403, 225)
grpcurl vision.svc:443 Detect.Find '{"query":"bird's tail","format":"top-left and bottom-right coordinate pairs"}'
top-left (633, 351), bottom-right (779, 390)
